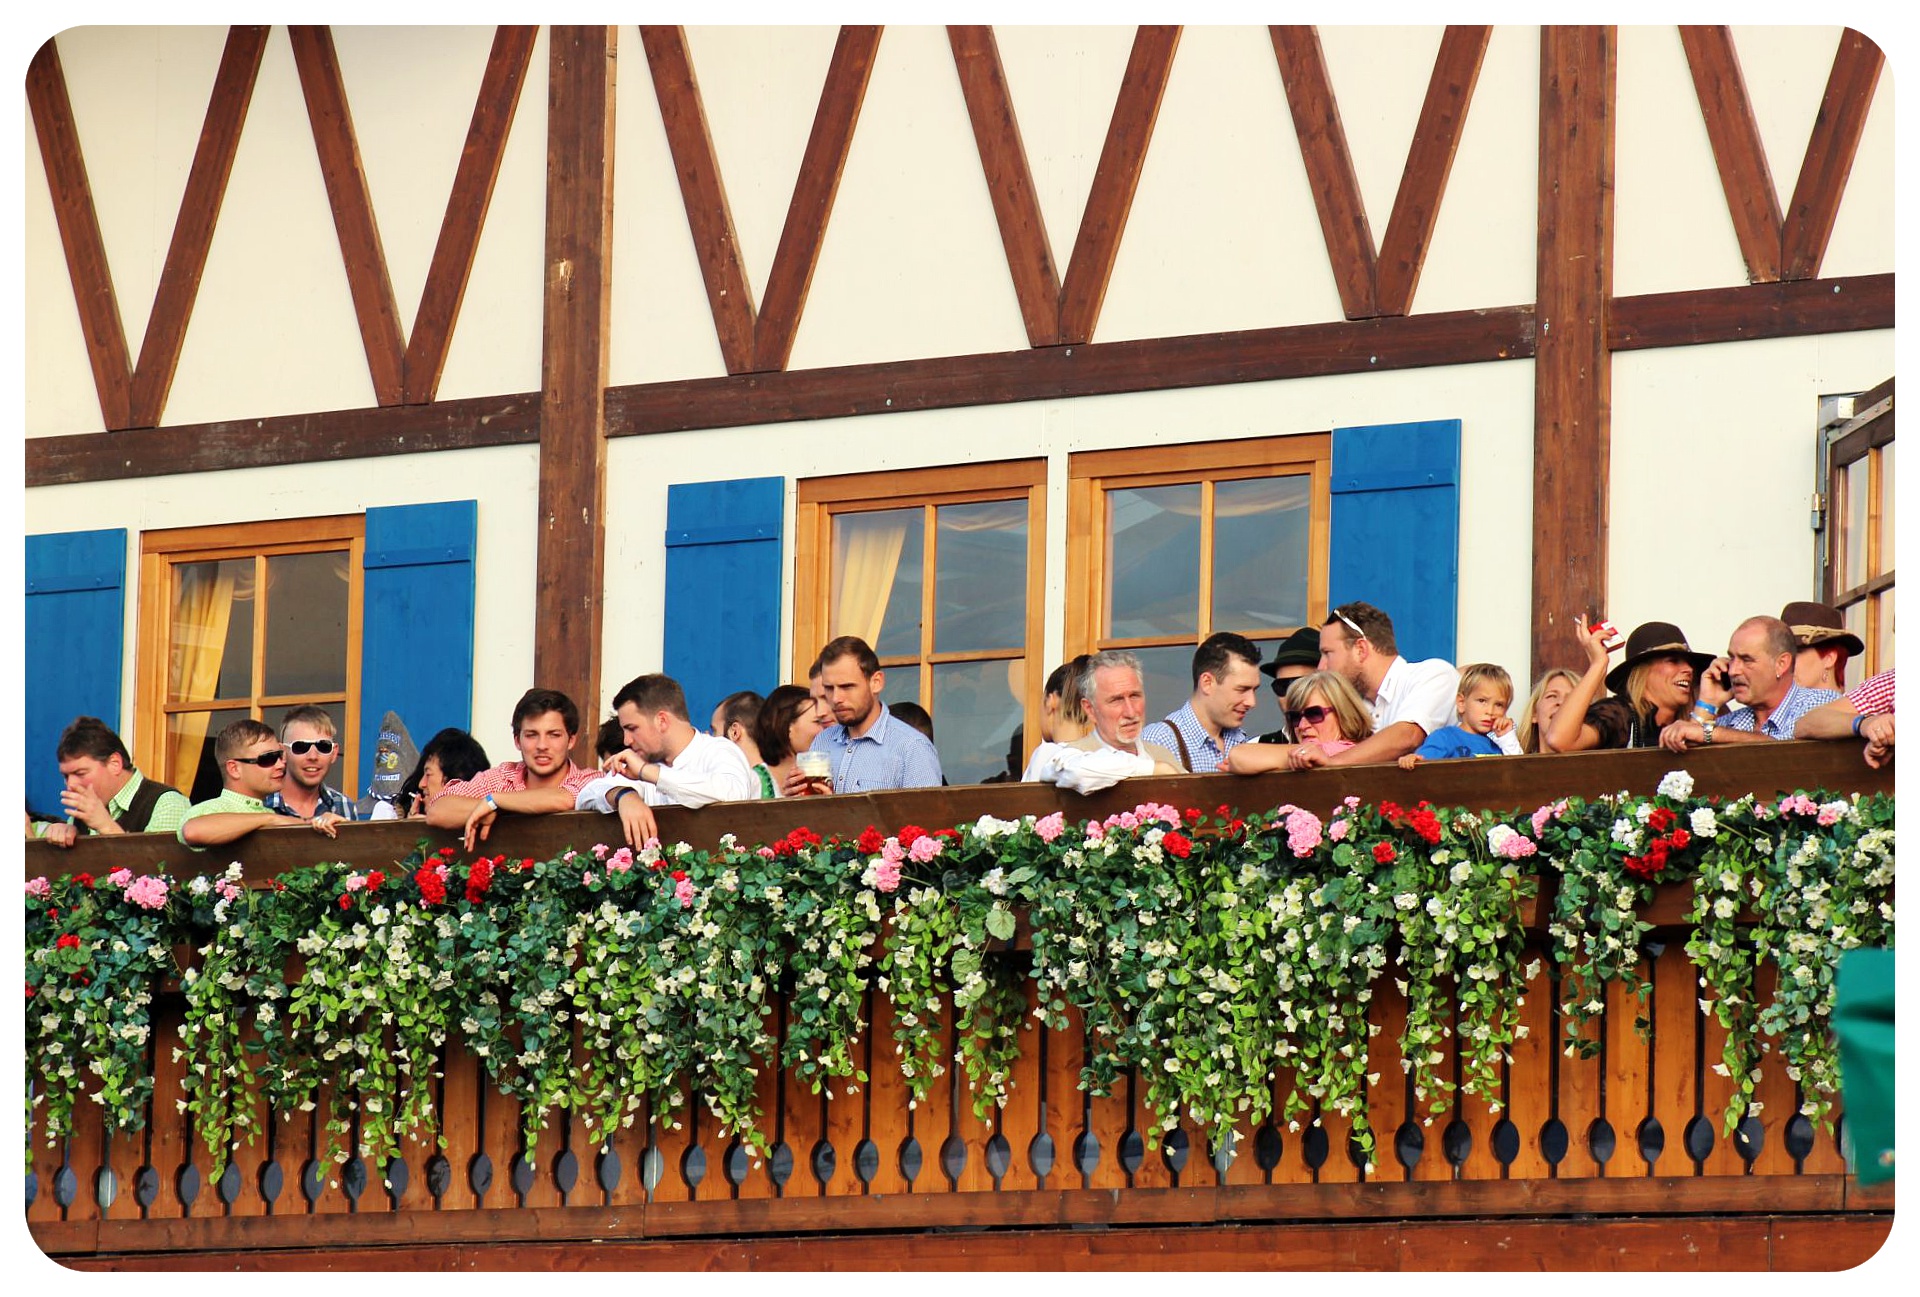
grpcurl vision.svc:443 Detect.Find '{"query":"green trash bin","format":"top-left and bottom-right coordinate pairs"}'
top-left (1833, 948), bottom-right (1894, 1186)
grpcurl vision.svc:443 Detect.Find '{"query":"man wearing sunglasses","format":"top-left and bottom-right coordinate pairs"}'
top-left (179, 719), bottom-right (347, 848)
top-left (265, 705), bottom-right (361, 824)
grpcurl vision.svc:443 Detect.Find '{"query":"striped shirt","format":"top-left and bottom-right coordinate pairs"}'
top-left (436, 761), bottom-right (599, 805)
top-left (1846, 669), bottom-right (1896, 715)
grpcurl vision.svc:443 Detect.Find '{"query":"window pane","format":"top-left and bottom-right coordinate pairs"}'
top-left (878, 662), bottom-right (922, 713)
top-left (1876, 588), bottom-right (1893, 676)
top-left (262, 550), bottom-right (350, 696)
top-left (1126, 644), bottom-right (1197, 738)
top-left (934, 500), bottom-right (1027, 654)
top-left (1211, 475), bottom-right (1311, 632)
top-left (167, 706), bottom-right (247, 804)
top-left (1107, 485), bottom-right (1201, 638)
top-left (931, 658), bottom-right (1025, 785)
top-left (168, 559), bottom-right (253, 703)
top-left (1877, 441), bottom-right (1893, 577)
top-left (1843, 456), bottom-right (1869, 591)
top-left (832, 509), bottom-right (922, 658)
top-left (1844, 599), bottom-right (1868, 662)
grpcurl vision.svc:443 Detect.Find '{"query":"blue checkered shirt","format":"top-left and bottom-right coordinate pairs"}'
top-left (809, 704), bottom-right (945, 792)
top-left (1715, 681), bottom-right (1840, 739)
top-left (1140, 701), bottom-right (1247, 774)
top-left (266, 784), bottom-right (362, 821)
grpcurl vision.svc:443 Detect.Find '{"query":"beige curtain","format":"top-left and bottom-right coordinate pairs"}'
top-left (832, 513), bottom-right (910, 648)
top-left (168, 563), bottom-right (240, 786)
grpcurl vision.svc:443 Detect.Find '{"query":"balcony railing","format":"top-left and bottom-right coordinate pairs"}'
top-left (24, 741), bottom-right (1895, 1271)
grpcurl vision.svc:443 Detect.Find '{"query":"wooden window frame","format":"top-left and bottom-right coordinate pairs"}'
top-left (134, 514), bottom-right (366, 795)
top-left (1065, 433), bottom-right (1333, 660)
top-left (793, 459), bottom-right (1047, 760)
top-left (1820, 385), bottom-right (1894, 677)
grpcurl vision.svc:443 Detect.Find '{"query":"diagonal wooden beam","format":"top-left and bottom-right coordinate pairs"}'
top-left (289, 24), bottom-right (407, 406)
top-left (1271, 25), bottom-right (1377, 321)
top-left (26, 37), bottom-right (133, 430)
top-left (1374, 25), bottom-right (1489, 316)
top-left (1781, 28), bottom-right (1884, 282)
top-left (401, 25), bottom-right (537, 404)
top-left (751, 25), bottom-right (882, 372)
top-left (1057, 25), bottom-right (1179, 346)
top-left (641, 25), bottom-right (758, 375)
top-left (1679, 26), bottom-right (1783, 284)
top-left (129, 26), bottom-right (268, 428)
top-left (948, 25), bottom-right (1062, 348)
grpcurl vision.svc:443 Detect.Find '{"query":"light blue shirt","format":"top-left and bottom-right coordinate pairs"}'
top-left (809, 704), bottom-right (944, 792)
top-left (1140, 701), bottom-right (1244, 773)
top-left (1716, 682), bottom-right (1841, 739)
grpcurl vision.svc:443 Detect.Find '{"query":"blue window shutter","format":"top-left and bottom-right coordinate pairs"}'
top-left (664, 477), bottom-right (785, 723)
top-left (1328, 420), bottom-right (1462, 664)
top-left (360, 501), bottom-right (477, 787)
top-left (25, 529), bottom-right (127, 818)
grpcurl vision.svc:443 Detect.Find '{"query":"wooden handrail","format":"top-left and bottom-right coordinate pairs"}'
top-left (23, 739), bottom-right (1890, 878)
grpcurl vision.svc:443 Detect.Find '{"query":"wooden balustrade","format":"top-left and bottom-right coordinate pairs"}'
top-left (25, 742), bottom-right (1896, 1270)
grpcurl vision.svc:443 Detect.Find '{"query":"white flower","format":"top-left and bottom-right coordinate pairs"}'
top-left (1657, 770), bottom-right (1695, 800)
top-left (1449, 862), bottom-right (1472, 885)
top-left (1394, 893), bottom-right (1419, 911)
top-left (1691, 807), bottom-right (1719, 839)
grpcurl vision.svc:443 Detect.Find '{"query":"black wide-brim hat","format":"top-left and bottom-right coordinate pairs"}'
top-left (1605, 621), bottom-right (1717, 696)
top-left (1260, 625), bottom-right (1323, 683)
top-left (1781, 601), bottom-right (1866, 656)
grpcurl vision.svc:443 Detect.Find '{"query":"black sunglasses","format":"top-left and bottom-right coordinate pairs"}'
top-left (233, 749), bottom-right (287, 768)
top-left (288, 738), bottom-right (336, 756)
top-left (1285, 705), bottom-right (1334, 729)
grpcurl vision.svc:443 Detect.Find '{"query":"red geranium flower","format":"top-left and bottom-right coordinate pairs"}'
top-left (933, 828), bottom-right (960, 840)
top-left (338, 894), bottom-right (353, 910)
top-left (1372, 841), bottom-right (1397, 864)
top-left (45, 908), bottom-right (58, 921)
top-left (1162, 831), bottom-right (1192, 859)
top-left (55, 933), bottom-right (81, 950)
top-left (670, 869), bottom-right (687, 882)
top-left (856, 826), bottom-right (885, 855)
top-left (1648, 807), bottom-right (1676, 833)
top-left (466, 856), bottom-right (495, 904)
top-left (1669, 829), bottom-right (1691, 850)
top-left (1184, 807), bottom-right (1204, 825)
top-left (519, 858), bottom-right (535, 872)
top-left (1379, 802), bottom-right (1404, 823)
top-left (74, 873), bottom-right (95, 889)
top-left (896, 825), bottom-right (926, 849)
top-left (414, 867), bottom-right (447, 907)
top-left (438, 846), bottom-right (458, 859)
top-left (365, 870), bottom-right (386, 893)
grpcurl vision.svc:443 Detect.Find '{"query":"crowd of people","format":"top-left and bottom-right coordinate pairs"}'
top-left (30, 600), bottom-right (1896, 852)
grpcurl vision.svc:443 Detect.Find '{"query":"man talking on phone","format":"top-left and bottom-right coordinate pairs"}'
top-left (1660, 616), bottom-right (1840, 750)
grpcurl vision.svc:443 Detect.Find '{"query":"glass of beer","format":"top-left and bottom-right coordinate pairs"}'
top-left (795, 750), bottom-right (833, 795)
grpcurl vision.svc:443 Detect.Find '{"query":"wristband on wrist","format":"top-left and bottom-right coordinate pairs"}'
top-left (483, 793), bottom-right (498, 812)
top-left (1852, 713), bottom-right (1866, 737)
top-left (608, 785), bottom-right (632, 809)
top-left (1694, 700), bottom-right (1717, 716)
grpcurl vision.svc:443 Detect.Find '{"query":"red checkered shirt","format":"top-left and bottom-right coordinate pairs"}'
top-left (433, 761), bottom-right (598, 805)
top-left (1845, 669), bottom-right (1896, 716)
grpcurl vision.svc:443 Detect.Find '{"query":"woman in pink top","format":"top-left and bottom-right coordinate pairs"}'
top-left (1226, 670), bottom-right (1375, 774)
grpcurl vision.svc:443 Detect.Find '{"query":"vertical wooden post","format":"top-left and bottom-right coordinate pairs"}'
top-left (1531, 27), bottom-right (1615, 679)
top-left (536, 26), bottom-right (616, 727)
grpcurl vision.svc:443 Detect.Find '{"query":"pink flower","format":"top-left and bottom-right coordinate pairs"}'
top-left (562, 849), bottom-right (578, 862)
top-left (1035, 812), bottom-right (1065, 843)
top-left (881, 837), bottom-right (907, 865)
top-left (343, 873), bottom-right (367, 893)
top-left (216, 880), bottom-right (242, 902)
top-left (1343, 795), bottom-right (1362, 810)
top-left (1284, 807), bottom-right (1323, 857)
top-left (1500, 834), bottom-right (1538, 860)
top-left (1084, 820), bottom-right (1104, 842)
top-left (1328, 817), bottom-right (1350, 842)
top-left (756, 846), bottom-right (777, 859)
top-left (607, 847), bottom-right (634, 873)
top-left (872, 859), bottom-right (902, 893)
top-left (582, 870), bottom-right (597, 886)
top-left (592, 843), bottom-right (611, 860)
top-left (908, 834), bottom-right (943, 864)
top-left (123, 875), bottom-right (169, 910)
top-left (25, 877), bottom-right (50, 899)
top-left (106, 868), bottom-right (133, 889)
top-left (674, 877), bottom-right (696, 908)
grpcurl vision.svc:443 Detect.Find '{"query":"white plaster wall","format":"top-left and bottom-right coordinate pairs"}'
top-left (21, 447), bottom-right (543, 752)
top-left (1607, 330), bottom-right (1895, 661)
top-left (601, 359), bottom-right (1540, 712)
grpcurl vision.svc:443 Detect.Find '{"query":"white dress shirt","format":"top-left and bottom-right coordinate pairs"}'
top-left (1370, 656), bottom-right (1462, 737)
top-left (576, 731), bottom-right (758, 810)
top-left (1022, 736), bottom-right (1157, 794)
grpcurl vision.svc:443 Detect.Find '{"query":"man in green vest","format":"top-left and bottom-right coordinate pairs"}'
top-left (35, 716), bottom-right (190, 847)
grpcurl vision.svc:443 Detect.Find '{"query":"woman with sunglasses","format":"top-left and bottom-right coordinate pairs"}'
top-left (1225, 670), bottom-right (1376, 774)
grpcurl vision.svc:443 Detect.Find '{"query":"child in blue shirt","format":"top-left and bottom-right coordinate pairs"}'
top-left (1399, 663), bottom-right (1524, 767)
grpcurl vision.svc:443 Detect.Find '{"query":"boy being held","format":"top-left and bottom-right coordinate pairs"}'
top-left (1398, 663), bottom-right (1524, 768)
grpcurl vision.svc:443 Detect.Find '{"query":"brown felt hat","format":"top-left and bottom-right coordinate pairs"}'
top-left (1606, 622), bottom-right (1717, 696)
top-left (1260, 625), bottom-right (1323, 691)
top-left (1780, 601), bottom-right (1865, 656)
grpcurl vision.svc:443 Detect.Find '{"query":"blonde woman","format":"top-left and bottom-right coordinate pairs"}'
top-left (1545, 619), bottom-right (1715, 751)
top-left (1515, 668), bottom-right (1582, 754)
top-left (1225, 670), bottom-right (1375, 774)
